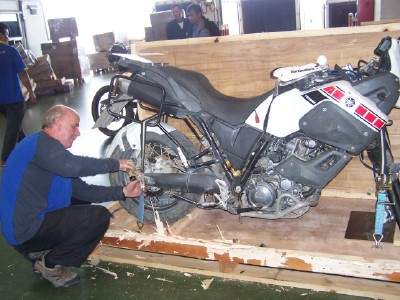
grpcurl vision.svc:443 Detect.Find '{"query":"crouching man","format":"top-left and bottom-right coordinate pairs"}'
top-left (0, 105), bottom-right (141, 288)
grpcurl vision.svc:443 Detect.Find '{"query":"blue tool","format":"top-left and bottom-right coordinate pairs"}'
top-left (137, 192), bottom-right (145, 230)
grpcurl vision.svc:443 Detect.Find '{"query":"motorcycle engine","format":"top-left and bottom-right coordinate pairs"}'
top-left (245, 136), bottom-right (323, 218)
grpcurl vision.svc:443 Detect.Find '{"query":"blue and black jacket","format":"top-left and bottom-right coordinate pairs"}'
top-left (0, 132), bottom-right (124, 246)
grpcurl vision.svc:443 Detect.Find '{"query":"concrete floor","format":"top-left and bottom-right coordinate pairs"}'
top-left (0, 74), bottom-right (368, 299)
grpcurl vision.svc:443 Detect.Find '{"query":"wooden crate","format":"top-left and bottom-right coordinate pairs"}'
top-left (133, 23), bottom-right (400, 199)
top-left (93, 32), bottom-right (115, 52)
top-left (92, 25), bottom-right (400, 296)
top-left (87, 52), bottom-right (111, 71)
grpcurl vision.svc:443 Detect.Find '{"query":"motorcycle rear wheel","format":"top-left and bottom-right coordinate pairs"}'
top-left (91, 85), bottom-right (137, 137)
top-left (110, 130), bottom-right (201, 224)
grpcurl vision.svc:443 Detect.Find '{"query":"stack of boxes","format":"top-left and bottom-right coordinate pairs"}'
top-left (41, 18), bottom-right (83, 85)
top-left (87, 32), bottom-right (114, 73)
top-left (27, 55), bottom-right (71, 96)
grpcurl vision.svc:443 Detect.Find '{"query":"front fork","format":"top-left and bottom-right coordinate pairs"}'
top-left (367, 129), bottom-right (400, 245)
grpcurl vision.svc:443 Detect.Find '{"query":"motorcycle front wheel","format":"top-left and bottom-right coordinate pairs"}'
top-left (91, 85), bottom-right (137, 137)
top-left (109, 130), bottom-right (201, 224)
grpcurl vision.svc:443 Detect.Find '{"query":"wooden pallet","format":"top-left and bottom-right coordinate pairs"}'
top-left (94, 195), bottom-right (400, 295)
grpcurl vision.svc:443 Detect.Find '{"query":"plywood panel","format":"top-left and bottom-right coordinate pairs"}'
top-left (132, 24), bottom-right (400, 198)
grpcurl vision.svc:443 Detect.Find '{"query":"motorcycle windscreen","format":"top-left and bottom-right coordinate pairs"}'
top-left (299, 101), bottom-right (378, 155)
top-left (388, 38), bottom-right (400, 107)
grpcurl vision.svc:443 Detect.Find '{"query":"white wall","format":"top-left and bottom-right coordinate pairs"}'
top-left (381, 0), bottom-right (400, 20)
top-left (221, 0), bottom-right (240, 35)
top-left (21, 0), bottom-right (48, 57)
top-left (300, 0), bottom-right (325, 30)
top-left (0, 0), bottom-right (19, 11)
top-left (377, 0), bottom-right (400, 20)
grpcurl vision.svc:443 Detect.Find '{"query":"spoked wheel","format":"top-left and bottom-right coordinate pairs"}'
top-left (110, 131), bottom-right (201, 224)
top-left (91, 85), bottom-right (137, 137)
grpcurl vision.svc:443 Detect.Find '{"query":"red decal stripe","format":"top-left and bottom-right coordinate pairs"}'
top-left (332, 90), bottom-right (344, 101)
top-left (374, 119), bottom-right (385, 129)
top-left (323, 86), bottom-right (335, 94)
top-left (365, 112), bottom-right (376, 123)
top-left (355, 105), bottom-right (367, 116)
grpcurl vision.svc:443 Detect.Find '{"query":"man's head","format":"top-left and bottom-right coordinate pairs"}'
top-left (172, 5), bottom-right (183, 21)
top-left (42, 105), bottom-right (80, 149)
top-left (0, 23), bottom-right (9, 44)
top-left (187, 4), bottom-right (203, 25)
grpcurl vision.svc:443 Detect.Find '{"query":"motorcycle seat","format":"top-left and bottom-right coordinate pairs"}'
top-left (136, 66), bottom-right (272, 126)
top-left (150, 66), bottom-right (272, 126)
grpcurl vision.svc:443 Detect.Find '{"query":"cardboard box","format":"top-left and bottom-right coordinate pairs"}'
top-left (93, 32), bottom-right (115, 52)
top-left (48, 18), bottom-right (79, 42)
top-left (27, 55), bottom-right (55, 81)
top-left (35, 78), bottom-right (66, 90)
top-left (87, 52), bottom-right (110, 70)
top-left (41, 40), bottom-right (82, 80)
top-left (151, 24), bottom-right (168, 41)
top-left (150, 10), bottom-right (174, 27)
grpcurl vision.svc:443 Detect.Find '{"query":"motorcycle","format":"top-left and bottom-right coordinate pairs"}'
top-left (93, 37), bottom-right (400, 236)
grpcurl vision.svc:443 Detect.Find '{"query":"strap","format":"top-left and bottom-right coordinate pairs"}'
top-left (373, 190), bottom-right (388, 247)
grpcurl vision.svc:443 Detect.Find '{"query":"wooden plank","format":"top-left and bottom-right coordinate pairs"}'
top-left (133, 24), bottom-right (400, 198)
top-left (91, 246), bottom-right (400, 300)
top-left (101, 228), bottom-right (400, 283)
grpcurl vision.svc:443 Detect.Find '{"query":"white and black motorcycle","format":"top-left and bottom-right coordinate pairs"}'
top-left (93, 37), bottom-right (400, 235)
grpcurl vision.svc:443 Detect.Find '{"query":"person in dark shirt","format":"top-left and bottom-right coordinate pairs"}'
top-left (0, 22), bottom-right (36, 166)
top-left (166, 5), bottom-right (190, 39)
top-left (0, 105), bottom-right (142, 288)
top-left (186, 3), bottom-right (220, 38)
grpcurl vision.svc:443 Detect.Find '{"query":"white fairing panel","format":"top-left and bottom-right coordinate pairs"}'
top-left (245, 80), bottom-right (389, 138)
top-left (106, 122), bottom-right (175, 158)
top-left (245, 89), bottom-right (314, 137)
top-left (389, 38), bottom-right (400, 107)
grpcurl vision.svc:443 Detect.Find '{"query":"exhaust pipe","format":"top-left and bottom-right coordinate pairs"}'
top-left (144, 173), bottom-right (220, 194)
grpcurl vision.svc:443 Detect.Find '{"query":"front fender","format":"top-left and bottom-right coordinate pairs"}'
top-left (105, 121), bottom-right (176, 158)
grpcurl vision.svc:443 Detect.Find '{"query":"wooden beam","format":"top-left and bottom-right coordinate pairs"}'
top-left (101, 228), bottom-right (400, 283)
top-left (91, 246), bottom-right (400, 299)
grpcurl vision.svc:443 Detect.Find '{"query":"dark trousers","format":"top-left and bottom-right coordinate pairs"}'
top-left (14, 199), bottom-right (111, 268)
top-left (0, 102), bottom-right (25, 161)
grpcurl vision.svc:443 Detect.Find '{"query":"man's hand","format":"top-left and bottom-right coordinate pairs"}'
top-left (123, 180), bottom-right (142, 198)
top-left (119, 159), bottom-right (134, 172)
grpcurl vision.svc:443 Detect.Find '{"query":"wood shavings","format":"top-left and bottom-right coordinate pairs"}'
top-left (94, 266), bottom-right (118, 279)
top-left (155, 277), bottom-right (174, 283)
top-left (126, 272), bottom-right (135, 277)
top-left (153, 209), bottom-right (166, 236)
top-left (201, 278), bottom-right (214, 290)
top-left (216, 225), bottom-right (225, 241)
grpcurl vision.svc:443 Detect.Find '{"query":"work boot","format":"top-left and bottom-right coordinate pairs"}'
top-left (33, 256), bottom-right (80, 288)
top-left (27, 250), bottom-right (50, 263)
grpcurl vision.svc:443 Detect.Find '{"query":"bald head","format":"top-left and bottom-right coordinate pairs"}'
top-left (42, 105), bottom-right (80, 148)
top-left (42, 105), bottom-right (78, 129)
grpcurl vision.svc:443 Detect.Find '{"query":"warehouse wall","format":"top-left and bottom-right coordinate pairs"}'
top-left (375, 0), bottom-right (400, 21)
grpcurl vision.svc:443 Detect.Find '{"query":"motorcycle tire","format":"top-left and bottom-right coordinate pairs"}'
top-left (91, 85), bottom-right (136, 137)
top-left (110, 130), bottom-right (201, 224)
